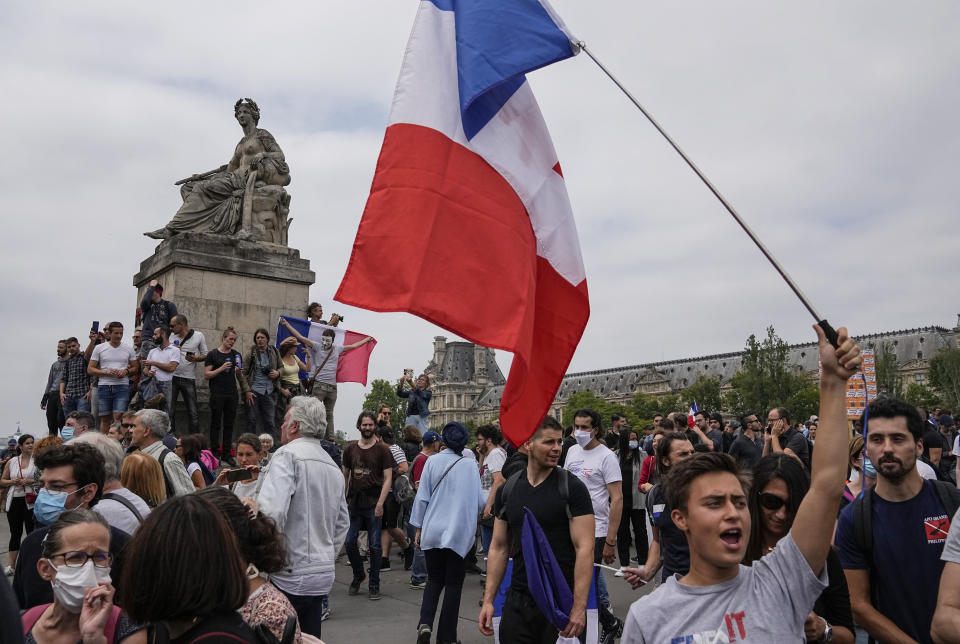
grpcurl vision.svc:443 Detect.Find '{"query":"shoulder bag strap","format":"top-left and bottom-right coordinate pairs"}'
top-left (308, 348), bottom-right (335, 383)
top-left (431, 456), bottom-right (465, 495)
top-left (101, 492), bottom-right (144, 523)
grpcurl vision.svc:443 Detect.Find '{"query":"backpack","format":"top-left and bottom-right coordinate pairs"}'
top-left (198, 459), bottom-right (216, 486)
top-left (393, 468), bottom-right (416, 508)
top-left (852, 480), bottom-right (960, 644)
top-left (157, 448), bottom-right (177, 499)
top-left (496, 466), bottom-right (574, 520)
top-left (100, 492), bottom-right (144, 524)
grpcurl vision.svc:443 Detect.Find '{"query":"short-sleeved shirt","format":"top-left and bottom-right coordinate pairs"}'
top-left (480, 446), bottom-right (507, 492)
top-left (342, 441), bottom-right (393, 509)
top-left (146, 345), bottom-right (180, 383)
top-left (835, 480), bottom-right (952, 643)
top-left (492, 468), bottom-right (593, 596)
top-left (91, 343), bottom-right (137, 386)
top-left (621, 532), bottom-right (827, 643)
top-left (170, 330), bottom-right (208, 380)
top-left (307, 340), bottom-right (342, 385)
top-left (563, 443), bottom-right (622, 537)
top-left (778, 427), bottom-right (810, 469)
top-left (388, 443), bottom-right (407, 470)
top-left (923, 425), bottom-right (945, 461)
top-left (205, 349), bottom-right (241, 396)
top-left (412, 453), bottom-right (430, 485)
top-left (729, 435), bottom-right (762, 470)
top-left (941, 506), bottom-right (960, 563)
top-left (646, 484), bottom-right (689, 578)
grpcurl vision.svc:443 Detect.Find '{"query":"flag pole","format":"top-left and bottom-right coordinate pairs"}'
top-left (576, 41), bottom-right (840, 347)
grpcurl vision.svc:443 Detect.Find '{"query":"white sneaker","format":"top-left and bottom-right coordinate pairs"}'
top-left (4, 566), bottom-right (14, 576)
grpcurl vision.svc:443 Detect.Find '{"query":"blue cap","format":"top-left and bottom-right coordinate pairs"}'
top-left (422, 431), bottom-right (441, 444)
top-left (441, 422), bottom-right (469, 454)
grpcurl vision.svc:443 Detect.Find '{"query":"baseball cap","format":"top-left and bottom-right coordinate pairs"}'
top-left (7, 438), bottom-right (16, 446)
top-left (939, 414), bottom-right (955, 428)
top-left (422, 431), bottom-right (441, 444)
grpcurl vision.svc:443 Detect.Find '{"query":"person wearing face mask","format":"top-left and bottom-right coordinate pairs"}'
top-left (20, 509), bottom-right (146, 643)
top-left (745, 455), bottom-right (855, 643)
top-left (13, 443), bottom-right (131, 611)
top-left (616, 429), bottom-right (649, 569)
top-left (563, 408), bottom-right (624, 643)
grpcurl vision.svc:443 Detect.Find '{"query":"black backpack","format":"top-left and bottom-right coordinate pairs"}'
top-left (156, 449), bottom-right (177, 499)
top-left (496, 466), bottom-right (574, 520)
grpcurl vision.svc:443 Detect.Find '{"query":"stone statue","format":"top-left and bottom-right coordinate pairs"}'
top-left (145, 98), bottom-right (292, 245)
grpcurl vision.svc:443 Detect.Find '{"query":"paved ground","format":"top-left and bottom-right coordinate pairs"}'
top-left (1, 512), bottom-right (654, 643)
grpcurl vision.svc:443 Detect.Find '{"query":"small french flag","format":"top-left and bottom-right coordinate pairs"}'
top-left (687, 401), bottom-right (699, 429)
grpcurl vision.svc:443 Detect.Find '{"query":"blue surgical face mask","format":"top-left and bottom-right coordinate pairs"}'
top-left (863, 456), bottom-right (877, 478)
top-left (628, 441), bottom-right (639, 450)
top-left (33, 484), bottom-right (88, 527)
top-left (33, 489), bottom-right (69, 526)
top-left (60, 426), bottom-right (74, 442)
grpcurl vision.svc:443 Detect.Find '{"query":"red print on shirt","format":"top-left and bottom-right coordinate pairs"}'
top-left (926, 515), bottom-right (951, 543)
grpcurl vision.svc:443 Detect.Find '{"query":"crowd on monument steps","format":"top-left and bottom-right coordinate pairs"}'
top-left (7, 297), bottom-right (960, 644)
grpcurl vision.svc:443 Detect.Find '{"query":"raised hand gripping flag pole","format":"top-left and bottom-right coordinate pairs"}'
top-left (336, 0), bottom-right (588, 446)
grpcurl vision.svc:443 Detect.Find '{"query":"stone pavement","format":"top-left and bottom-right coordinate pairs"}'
top-left (1, 513), bottom-right (655, 643)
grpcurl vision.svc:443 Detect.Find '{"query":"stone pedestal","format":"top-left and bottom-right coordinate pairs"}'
top-left (133, 232), bottom-right (315, 434)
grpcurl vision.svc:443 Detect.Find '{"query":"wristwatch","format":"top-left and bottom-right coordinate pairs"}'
top-left (812, 617), bottom-right (833, 643)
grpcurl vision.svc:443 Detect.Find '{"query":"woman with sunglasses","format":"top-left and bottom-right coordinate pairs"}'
top-left (745, 454), bottom-right (855, 644)
top-left (22, 509), bottom-right (145, 643)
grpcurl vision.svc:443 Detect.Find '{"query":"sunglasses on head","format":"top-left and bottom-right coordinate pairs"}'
top-left (758, 493), bottom-right (789, 511)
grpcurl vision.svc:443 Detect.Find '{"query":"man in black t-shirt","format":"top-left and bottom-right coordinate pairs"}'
top-left (763, 406), bottom-right (810, 469)
top-left (479, 416), bottom-right (595, 643)
top-left (203, 327), bottom-right (250, 461)
top-left (729, 411), bottom-right (762, 470)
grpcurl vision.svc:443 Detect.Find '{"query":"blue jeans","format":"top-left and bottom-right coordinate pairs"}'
top-left (97, 384), bottom-right (130, 416)
top-left (408, 521), bottom-right (427, 583)
top-left (405, 414), bottom-right (429, 432)
top-left (480, 523), bottom-right (494, 570)
top-left (346, 505), bottom-right (382, 589)
top-left (62, 394), bottom-right (90, 415)
top-left (278, 588), bottom-right (323, 639)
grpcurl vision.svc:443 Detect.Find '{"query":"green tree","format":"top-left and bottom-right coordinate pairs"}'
top-left (727, 326), bottom-right (812, 417)
top-left (874, 342), bottom-right (903, 399)
top-left (562, 391), bottom-right (629, 429)
top-left (903, 382), bottom-right (943, 409)
top-left (786, 385), bottom-right (820, 426)
top-left (361, 378), bottom-right (406, 424)
top-left (683, 375), bottom-right (723, 415)
top-left (929, 349), bottom-right (960, 411)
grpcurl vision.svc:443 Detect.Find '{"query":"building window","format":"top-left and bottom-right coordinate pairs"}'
top-left (447, 395), bottom-right (454, 407)
top-left (916, 374), bottom-right (927, 385)
top-left (456, 394), bottom-right (462, 407)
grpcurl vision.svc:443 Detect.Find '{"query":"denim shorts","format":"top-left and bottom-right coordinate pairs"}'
top-left (97, 384), bottom-right (130, 416)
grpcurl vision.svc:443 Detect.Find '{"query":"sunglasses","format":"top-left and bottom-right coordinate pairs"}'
top-left (121, 423), bottom-right (136, 429)
top-left (758, 493), bottom-right (789, 511)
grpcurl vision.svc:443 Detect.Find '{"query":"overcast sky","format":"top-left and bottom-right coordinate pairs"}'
top-left (3, 1), bottom-right (958, 440)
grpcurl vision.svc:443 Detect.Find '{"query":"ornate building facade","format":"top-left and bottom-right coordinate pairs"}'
top-left (423, 325), bottom-right (959, 428)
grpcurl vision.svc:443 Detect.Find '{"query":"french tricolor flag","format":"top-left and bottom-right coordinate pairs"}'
top-left (687, 401), bottom-right (700, 430)
top-left (336, 0), bottom-right (589, 447)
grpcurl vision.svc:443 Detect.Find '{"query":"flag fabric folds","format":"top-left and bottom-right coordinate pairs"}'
top-left (275, 316), bottom-right (376, 386)
top-left (335, 0), bottom-right (589, 447)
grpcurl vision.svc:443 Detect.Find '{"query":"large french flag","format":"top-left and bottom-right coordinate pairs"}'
top-left (275, 316), bottom-right (377, 386)
top-left (335, 0), bottom-right (589, 447)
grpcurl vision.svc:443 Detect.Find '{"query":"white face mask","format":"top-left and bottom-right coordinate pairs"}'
top-left (628, 441), bottom-right (639, 450)
top-left (49, 560), bottom-right (112, 613)
top-left (573, 430), bottom-right (592, 448)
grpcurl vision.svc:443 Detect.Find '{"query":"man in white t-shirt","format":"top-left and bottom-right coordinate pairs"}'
top-left (279, 318), bottom-right (372, 440)
top-left (143, 325), bottom-right (180, 424)
top-left (621, 325), bottom-right (862, 643)
top-left (477, 424), bottom-right (507, 570)
top-left (564, 408), bottom-right (623, 642)
top-left (87, 322), bottom-right (139, 433)
top-left (169, 314), bottom-right (208, 435)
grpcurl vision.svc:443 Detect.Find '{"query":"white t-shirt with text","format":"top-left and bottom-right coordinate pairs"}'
top-left (564, 443), bottom-right (622, 537)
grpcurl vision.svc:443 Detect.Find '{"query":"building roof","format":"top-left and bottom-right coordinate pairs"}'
top-left (437, 341), bottom-right (506, 385)
top-left (471, 325), bottom-right (956, 409)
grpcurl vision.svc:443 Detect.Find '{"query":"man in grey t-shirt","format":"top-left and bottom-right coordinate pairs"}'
top-left (621, 324), bottom-right (862, 643)
top-left (933, 507), bottom-right (960, 640)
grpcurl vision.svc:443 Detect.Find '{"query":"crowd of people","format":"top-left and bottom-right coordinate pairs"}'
top-left (8, 311), bottom-right (960, 644)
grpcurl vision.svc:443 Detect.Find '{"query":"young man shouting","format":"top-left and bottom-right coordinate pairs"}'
top-left (621, 324), bottom-right (861, 643)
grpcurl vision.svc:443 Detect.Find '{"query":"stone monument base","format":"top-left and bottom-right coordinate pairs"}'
top-left (133, 232), bottom-right (315, 435)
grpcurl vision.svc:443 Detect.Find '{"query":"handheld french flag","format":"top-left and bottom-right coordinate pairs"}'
top-left (275, 316), bottom-right (376, 386)
top-left (335, 0), bottom-right (588, 447)
top-left (687, 400), bottom-right (699, 429)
